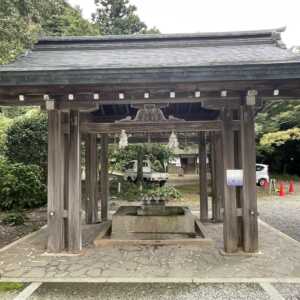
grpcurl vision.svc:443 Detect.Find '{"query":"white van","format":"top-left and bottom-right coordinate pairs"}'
top-left (124, 160), bottom-right (168, 184)
top-left (256, 164), bottom-right (269, 186)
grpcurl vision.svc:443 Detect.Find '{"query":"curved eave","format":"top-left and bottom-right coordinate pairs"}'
top-left (1, 62), bottom-right (300, 87)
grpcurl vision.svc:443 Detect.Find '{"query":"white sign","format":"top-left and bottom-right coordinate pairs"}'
top-left (226, 169), bottom-right (244, 187)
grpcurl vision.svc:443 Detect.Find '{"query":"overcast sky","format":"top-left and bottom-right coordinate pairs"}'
top-left (68, 0), bottom-right (300, 47)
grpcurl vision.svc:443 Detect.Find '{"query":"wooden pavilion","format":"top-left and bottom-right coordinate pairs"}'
top-left (0, 27), bottom-right (300, 254)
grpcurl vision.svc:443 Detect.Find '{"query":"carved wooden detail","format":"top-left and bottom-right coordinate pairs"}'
top-left (116, 104), bottom-right (185, 123)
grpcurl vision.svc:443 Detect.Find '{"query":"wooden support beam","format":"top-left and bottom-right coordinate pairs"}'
top-left (234, 129), bottom-right (244, 247)
top-left (47, 110), bottom-right (65, 253)
top-left (199, 132), bottom-right (208, 222)
top-left (221, 109), bottom-right (238, 253)
top-left (85, 134), bottom-right (99, 224)
top-left (80, 120), bottom-right (228, 134)
top-left (100, 133), bottom-right (109, 222)
top-left (211, 131), bottom-right (227, 223)
top-left (240, 105), bottom-right (259, 252)
top-left (62, 112), bottom-right (70, 250)
top-left (214, 131), bottom-right (224, 222)
top-left (67, 110), bottom-right (82, 253)
top-left (210, 133), bottom-right (216, 220)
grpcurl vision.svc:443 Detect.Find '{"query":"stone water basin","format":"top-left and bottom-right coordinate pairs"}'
top-left (111, 206), bottom-right (196, 240)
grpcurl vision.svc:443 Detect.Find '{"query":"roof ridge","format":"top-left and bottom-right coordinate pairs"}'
top-left (37, 27), bottom-right (286, 44)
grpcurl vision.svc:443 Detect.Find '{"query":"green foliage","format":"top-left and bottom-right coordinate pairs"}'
top-left (110, 176), bottom-right (142, 201)
top-left (0, 158), bottom-right (46, 210)
top-left (0, 115), bottom-right (13, 155)
top-left (0, 282), bottom-right (24, 292)
top-left (42, 4), bottom-right (99, 36)
top-left (256, 100), bottom-right (300, 138)
top-left (110, 143), bottom-right (173, 172)
top-left (256, 100), bottom-right (300, 175)
top-left (93, 0), bottom-right (160, 35)
top-left (0, 0), bottom-right (99, 64)
top-left (1, 106), bottom-right (33, 119)
top-left (142, 186), bottom-right (182, 201)
top-left (260, 128), bottom-right (300, 148)
top-left (110, 176), bottom-right (181, 202)
top-left (5, 110), bottom-right (47, 172)
top-left (2, 211), bottom-right (26, 226)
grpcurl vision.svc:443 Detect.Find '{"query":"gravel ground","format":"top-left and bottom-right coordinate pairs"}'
top-left (30, 283), bottom-right (270, 300)
top-left (0, 290), bottom-right (20, 300)
top-left (274, 283), bottom-right (300, 299)
top-left (258, 197), bottom-right (300, 242)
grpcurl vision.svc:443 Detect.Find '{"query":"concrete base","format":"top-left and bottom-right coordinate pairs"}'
top-left (111, 206), bottom-right (195, 240)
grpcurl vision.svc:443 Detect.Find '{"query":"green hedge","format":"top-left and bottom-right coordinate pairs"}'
top-left (0, 158), bottom-right (46, 210)
top-left (4, 111), bottom-right (48, 174)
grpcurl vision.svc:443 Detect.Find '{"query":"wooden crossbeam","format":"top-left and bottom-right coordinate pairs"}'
top-left (80, 120), bottom-right (226, 134)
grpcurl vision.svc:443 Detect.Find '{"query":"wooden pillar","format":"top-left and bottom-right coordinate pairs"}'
top-left (63, 112), bottom-right (69, 250)
top-left (234, 129), bottom-right (244, 247)
top-left (211, 132), bottom-right (223, 222)
top-left (47, 110), bottom-right (65, 253)
top-left (67, 110), bottom-right (82, 253)
top-left (210, 133), bottom-right (217, 221)
top-left (199, 132), bottom-right (208, 221)
top-left (85, 134), bottom-right (99, 224)
top-left (222, 109), bottom-right (238, 253)
top-left (241, 105), bottom-right (259, 252)
top-left (100, 133), bottom-right (109, 222)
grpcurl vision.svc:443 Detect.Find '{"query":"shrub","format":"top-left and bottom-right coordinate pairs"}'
top-left (5, 110), bottom-right (48, 175)
top-left (0, 158), bottom-right (46, 210)
top-left (110, 176), bottom-right (142, 201)
top-left (2, 212), bottom-right (26, 226)
top-left (142, 186), bottom-right (182, 201)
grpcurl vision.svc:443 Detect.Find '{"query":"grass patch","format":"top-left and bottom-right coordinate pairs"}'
top-left (175, 184), bottom-right (199, 202)
top-left (176, 184), bottom-right (199, 194)
top-left (0, 282), bottom-right (24, 292)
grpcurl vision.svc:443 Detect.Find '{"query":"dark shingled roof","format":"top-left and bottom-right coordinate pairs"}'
top-left (1, 27), bottom-right (300, 72)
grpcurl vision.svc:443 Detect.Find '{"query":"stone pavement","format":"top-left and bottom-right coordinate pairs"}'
top-left (1, 220), bottom-right (300, 282)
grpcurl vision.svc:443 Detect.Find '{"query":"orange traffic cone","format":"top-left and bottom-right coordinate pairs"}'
top-left (289, 180), bottom-right (295, 193)
top-left (278, 182), bottom-right (285, 197)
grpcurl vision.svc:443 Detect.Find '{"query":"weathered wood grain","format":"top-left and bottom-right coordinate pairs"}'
top-left (81, 120), bottom-right (224, 134)
top-left (85, 134), bottom-right (99, 224)
top-left (241, 105), bottom-right (259, 252)
top-left (199, 132), bottom-right (208, 222)
top-left (100, 133), bottom-right (109, 222)
top-left (213, 131), bottom-right (224, 222)
top-left (47, 110), bottom-right (65, 253)
top-left (221, 109), bottom-right (238, 253)
top-left (67, 110), bottom-right (82, 252)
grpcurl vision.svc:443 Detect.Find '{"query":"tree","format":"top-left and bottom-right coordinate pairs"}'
top-left (110, 143), bottom-right (173, 181)
top-left (0, 0), bottom-right (99, 64)
top-left (42, 4), bottom-right (99, 36)
top-left (93, 0), bottom-right (159, 35)
top-left (256, 100), bottom-right (300, 175)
